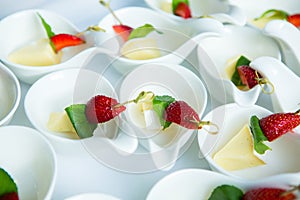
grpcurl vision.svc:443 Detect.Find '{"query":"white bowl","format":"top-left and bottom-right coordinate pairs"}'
top-left (198, 103), bottom-right (300, 180)
top-left (0, 9), bottom-right (98, 84)
top-left (146, 168), bottom-right (300, 200)
top-left (0, 62), bottom-right (21, 126)
top-left (229, 0), bottom-right (300, 26)
top-left (196, 24), bottom-right (281, 105)
top-left (24, 68), bottom-right (138, 158)
top-left (119, 63), bottom-right (207, 170)
top-left (97, 6), bottom-right (223, 74)
top-left (145, 0), bottom-right (246, 25)
top-left (65, 193), bottom-right (120, 200)
top-left (0, 125), bottom-right (56, 200)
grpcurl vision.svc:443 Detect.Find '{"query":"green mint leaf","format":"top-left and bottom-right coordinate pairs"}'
top-left (37, 13), bottom-right (55, 38)
top-left (152, 95), bottom-right (175, 129)
top-left (231, 55), bottom-right (251, 86)
top-left (0, 168), bottom-right (18, 197)
top-left (250, 115), bottom-right (272, 154)
top-left (128, 24), bottom-right (162, 40)
top-left (208, 185), bottom-right (244, 200)
top-left (172, 0), bottom-right (189, 12)
top-left (255, 9), bottom-right (289, 21)
top-left (65, 104), bottom-right (97, 139)
top-left (163, 121), bottom-right (172, 130)
top-left (37, 13), bottom-right (56, 51)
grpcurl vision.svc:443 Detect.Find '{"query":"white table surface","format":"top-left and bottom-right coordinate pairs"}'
top-left (4, 0), bottom-right (276, 199)
top-left (4, 1), bottom-right (214, 199)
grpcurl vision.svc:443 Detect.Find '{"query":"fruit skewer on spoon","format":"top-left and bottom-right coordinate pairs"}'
top-left (50, 91), bottom-right (218, 139)
top-left (8, 13), bottom-right (104, 66)
top-left (99, 0), bottom-right (163, 60)
top-left (250, 110), bottom-right (300, 154)
top-left (99, 0), bottom-right (133, 41)
top-left (99, 0), bottom-right (161, 42)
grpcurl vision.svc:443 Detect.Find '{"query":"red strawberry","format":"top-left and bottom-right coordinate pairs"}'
top-left (174, 2), bottom-right (192, 19)
top-left (243, 187), bottom-right (297, 200)
top-left (237, 65), bottom-right (262, 89)
top-left (50, 33), bottom-right (85, 52)
top-left (99, 1), bottom-right (133, 41)
top-left (164, 101), bottom-right (201, 129)
top-left (0, 192), bottom-right (19, 200)
top-left (85, 95), bottom-right (126, 123)
top-left (112, 24), bottom-right (133, 41)
top-left (287, 14), bottom-right (300, 28)
top-left (259, 111), bottom-right (300, 141)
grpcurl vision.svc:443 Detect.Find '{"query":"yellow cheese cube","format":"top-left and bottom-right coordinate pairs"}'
top-left (213, 124), bottom-right (265, 171)
top-left (8, 39), bottom-right (62, 66)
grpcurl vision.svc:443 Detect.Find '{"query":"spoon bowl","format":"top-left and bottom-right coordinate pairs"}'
top-left (119, 63), bottom-right (207, 171)
top-left (198, 103), bottom-right (300, 180)
top-left (146, 168), bottom-right (300, 200)
top-left (97, 6), bottom-right (224, 74)
top-left (0, 126), bottom-right (57, 200)
top-left (196, 24), bottom-right (281, 105)
top-left (25, 68), bottom-right (138, 157)
top-left (0, 9), bottom-right (98, 84)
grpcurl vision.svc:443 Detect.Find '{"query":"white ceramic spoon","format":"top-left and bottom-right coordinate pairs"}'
top-left (0, 9), bottom-right (112, 84)
top-left (250, 56), bottom-right (300, 113)
top-left (196, 24), bottom-right (281, 106)
top-left (0, 126), bottom-right (57, 200)
top-left (97, 6), bottom-right (224, 74)
top-left (144, 0), bottom-right (246, 26)
top-left (119, 63), bottom-right (207, 171)
top-left (263, 20), bottom-right (300, 75)
top-left (198, 103), bottom-right (300, 180)
top-left (25, 69), bottom-right (138, 158)
top-left (146, 168), bottom-right (300, 200)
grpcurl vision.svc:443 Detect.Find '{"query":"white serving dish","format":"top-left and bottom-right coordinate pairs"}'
top-left (97, 6), bottom-right (223, 74)
top-left (196, 24), bottom-right (281, 105)
top-left (198, 103), bottom-right (300, 180)
top-left (0, 62), bottom-right (21, 126)
top-left (0, 126), bottom-right (57, 200)
top-left (24, 68), bottom-right (138, 159)
top-left (0, 9), bottom-right (102, 84)
top-left (146, 168), bottom-right (300, 200)
top-left (119, 63), bottom-right (207, 171)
